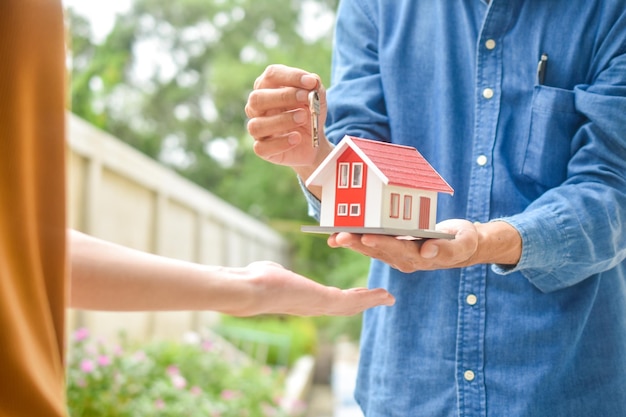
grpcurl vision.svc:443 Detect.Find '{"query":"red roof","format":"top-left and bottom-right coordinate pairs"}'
top-left (348, 136), bottom-right (454, 194)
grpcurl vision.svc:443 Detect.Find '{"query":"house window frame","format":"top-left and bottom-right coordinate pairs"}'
top-left (351, 162), bottom-right (363, 188)
top-left (337, 203), bottom-right (348, 216)
top-left (390, 193), bottom-right (400, 218)
top-left (403, 195), bottom-right (413, 220)
top-left (349, 203), bottom-right (361, 217)
top-left (338, 163), bottom-right (350, 188)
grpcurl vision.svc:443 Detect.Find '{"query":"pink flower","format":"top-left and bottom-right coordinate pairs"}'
top-left (166, 365), bottom-right (179, 376)
top-left (97, 355), bottom-right (110, 367)
top-left (73, 328), bottom-right (89, 342)
top-left (220, 389), bottom-right (239, 400)
top-left (201, 340), bottom-right (214, 352)
top-left (80, 359), bottom-right (95, 373)
top-left (154, 398), bottom-right (165, 410)
top-left (171, 374), bottom-right (187, 389)
top-left (190, 386), bottom-right (202, 396)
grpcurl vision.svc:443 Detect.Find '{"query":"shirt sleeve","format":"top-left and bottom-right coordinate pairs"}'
top-left (298, 175), bottom-right (322, 221)
top-left (325, 0), bottom-right (390, 144)
top-left (494, 51), bottom-right (626, 293)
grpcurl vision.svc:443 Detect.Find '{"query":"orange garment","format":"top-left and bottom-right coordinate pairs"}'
top-left (0, 0), bottom-right (68, 416)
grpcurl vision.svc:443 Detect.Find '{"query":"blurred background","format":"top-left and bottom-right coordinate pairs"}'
top-left (61, 1), bottom-right (371, 416)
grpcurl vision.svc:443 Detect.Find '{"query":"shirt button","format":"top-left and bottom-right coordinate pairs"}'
top-left (476, 155), bottom-right (488, 166)
top-left (466, 294), bottom-right (478, 305)
top-left (464, 370), bottom-right (475, 382)
top-left (482, 88), bottom-right (494, 99)
top-left (485, 39), bottom-right (496, 50)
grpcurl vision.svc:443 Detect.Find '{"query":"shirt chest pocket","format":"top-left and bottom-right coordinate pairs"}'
top-left (522, 86), bottom-right (585, 189)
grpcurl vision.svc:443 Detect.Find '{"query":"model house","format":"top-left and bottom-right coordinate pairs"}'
top-left (302, 135), bottom-right (454, 239)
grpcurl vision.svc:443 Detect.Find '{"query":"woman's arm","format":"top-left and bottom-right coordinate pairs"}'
top-left (68, 230), bottom-right (394, 316)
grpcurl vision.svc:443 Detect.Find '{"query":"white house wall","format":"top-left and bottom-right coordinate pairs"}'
top-left (380, 185), bottom-right (439, 230)
top-left (364, 172), bottom-right (384, 227)
top-left (319, 171), bottom-right (337, 227)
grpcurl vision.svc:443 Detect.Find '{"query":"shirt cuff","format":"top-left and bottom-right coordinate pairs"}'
top-left (297, 175), bottom-right (322, 221)
top-left (490, 209), bottom-right (572, 293)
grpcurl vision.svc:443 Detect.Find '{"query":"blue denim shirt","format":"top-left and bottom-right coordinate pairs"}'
top-left (303, 0), bottom-right (626, 415)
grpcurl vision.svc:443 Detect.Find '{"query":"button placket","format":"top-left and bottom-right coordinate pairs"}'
top-left (457, 8), bottom-right (507, 417)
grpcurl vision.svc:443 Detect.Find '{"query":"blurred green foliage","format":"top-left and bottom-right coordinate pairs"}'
top-left (217, 315), bottom-right (318, 366)
top-left (65, 0), bottom-right (369, 344)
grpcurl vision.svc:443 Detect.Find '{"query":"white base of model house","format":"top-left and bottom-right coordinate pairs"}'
top-left (301, 226), bottom-right (455, 240)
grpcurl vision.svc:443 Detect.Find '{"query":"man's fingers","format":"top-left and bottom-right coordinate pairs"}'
top-left (253, 64), bottom-right (319, 90)
top-left (246, 87), bottom-right (309, 118)
top-left (247, 108), bottom-right (307, 139)
top-left (420, 227), bottom-right (478, 265)
top-left (327, 228), bottom-right (479, 272)
top-left (252, 133), bottom-right (299, 161)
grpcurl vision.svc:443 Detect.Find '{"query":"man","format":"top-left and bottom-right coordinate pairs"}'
top-left (0, 1), bottom-right (394, 415)
top-left (246, 0), bottom-right (626, 415)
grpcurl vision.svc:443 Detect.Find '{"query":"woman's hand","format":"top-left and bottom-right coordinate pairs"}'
top-left (232, 261), bottom-right (395, 317)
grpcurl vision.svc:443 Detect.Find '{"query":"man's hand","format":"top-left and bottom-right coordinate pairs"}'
top-left (327, 219), bottom-right (522, 272)
top-left (245, 64), bottom-right (334, 186)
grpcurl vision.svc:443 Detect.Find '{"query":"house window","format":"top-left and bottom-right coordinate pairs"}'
top-left (403, 195), bottom-right (413, 220)
top-left (338, 163), bottom-right (349, 188)
top-left (351, 163), bottom-right (363, 188)
top-left (390, 193), bottom-right (400, 218)
top-left (337, 203), bottom-right (348, 216)
top-left (350, 204), bottom-right (361, 216)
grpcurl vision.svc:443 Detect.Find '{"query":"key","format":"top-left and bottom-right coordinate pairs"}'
top-left (308, 90), bottom-right (320, 147)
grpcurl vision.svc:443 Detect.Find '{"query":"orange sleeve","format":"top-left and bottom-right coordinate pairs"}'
top-left (0, 0), bottom-right (68, 415)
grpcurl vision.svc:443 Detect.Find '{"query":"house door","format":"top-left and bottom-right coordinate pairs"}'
top-left (418, 197), bottom-right (431, 230)
top-left (334, 149), bottom-right (367, 227)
